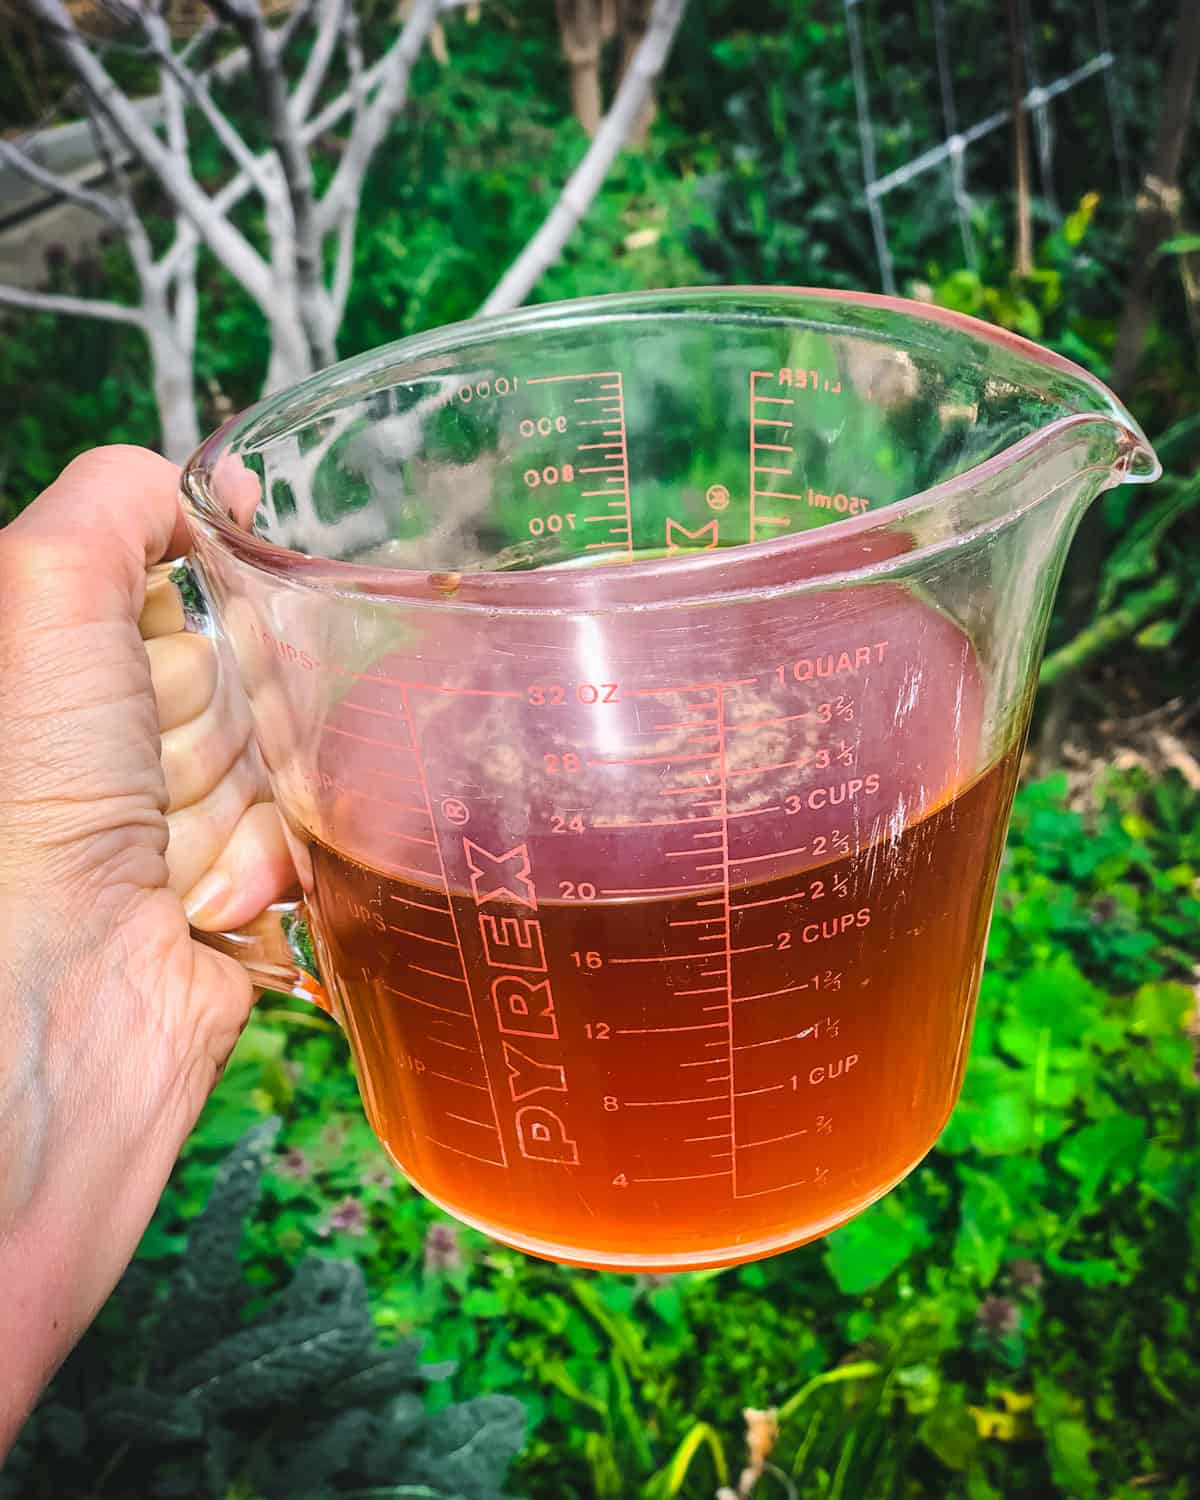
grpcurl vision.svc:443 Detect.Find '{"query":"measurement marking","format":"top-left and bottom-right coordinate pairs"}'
top-left (700, 967), bottom-right (728, 977)
top-left (665, 846), bottom-right (719, 859)
top-left (381, 831), bottom-right (439, 848)
top-left (383, 860), bottom-right (443, 882)
top-left (354, 766), bottom-right (422, 786)
top-left (445, 1111), bottom-right (495, 1128)
top-left (728, 757), bottom-right (817, 779)
top-left (609, 951), bottom-right (721, 964)
top-left (755, 418), bottom-right (793, 428)
top-left (709, 681), bottom-right (742, 1197)
top-left (731, 843), bottom-right (815, 865)
top-left (728, 804), bottom-right (782, 818)
top-left (753, 442), bottom-right (794, 452)
top-left (585, 542), bottom-right (622, 550)
top-left (743, 1128), bottom-right (810, 1148)
top-left (754, 490), bottom-right (809, 502)
top-left (424, 1137), bottom-right (504, 1167)
top-left (354, 673), bottom-right (521, 700)
top-left (601, 884), bottom-right (709, 897)
top-left (695, 897), bottom-right (725, 907)
top-left (680, 1057), bottom-right (723, 1067)
top-left (752, 465), bottom-right (792, 476)
top-left (380, 984), bottom-right (468, 1018)
top-left (344, 789), bottom-right (429, 815)
top-left (387, 925), bottom-right (457, 947)
top-left (338, 700), bottom-right (413, 723)
top-left (728, 710), bottom-right (813, 730)
top-left (652, 719), bottom-right (720, 731)
top-left (734, 982), bottom-right (812, 1003)
top-left (686, 1133), bottom-right (732, 1142)
top-left (669, 917), bottom-right (725, 928)
top-left (577, 442), bottom-right (623, 451)
top-left (694, 864), bottom-right (723, 874)
top-left (733, 888), bottom-right (810, 912)
top-left (323, 722), bottom-right (410, 749)
top-left (614, 1022), bottom-right (726, 1034)
top-left (673, 985), bottom-right (726, 995)
top-left (597, 815), bottom-right (721, 830)
top-left (625, 1095), bottom-right (726, 1107)
top-left (734, 1082), bottom-right (786, 1097)
top-left (578, 465), bottom-right (626, 474)
top-left (427, 1070), bottom-right (489, 1092)
top-left (400, 686), bottom-right (508, 1167)
top-left (732, 1027), bottom-right (816, 1051)
top-left (751, 395), bottom-right (794, 405)
top-left (660, 791), bottom-right (723, 803)
top-left (574, 395), bottom-right (611, 403)
top-left (410, 963), bottom-right (466, 984)
top-left (755, 515), bottom-right (790, 526)
top-left (388, 891), bottom-right (450, 914)
top-left (737, 1178), bottom-right (815, 1198)
top-left (707, 1112), bottom-right (733, 1120)
top-left (698, 934), bottom-right (726, 942)
top-left (524, 371), bottom-right (617, 384)
top-left (581, 488), bottom-right (627, 498)
top-left (428, 1036), bottom-right (471, 1053)
top-left (632, 1171), bottom-right (732, 1183)
top-left (731, 942), bottom-right (776, 954)
top-left (590, 751), bottom-right (717, 769)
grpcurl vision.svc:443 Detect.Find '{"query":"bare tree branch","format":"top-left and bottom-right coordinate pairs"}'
top-left (83, 106), bottom-right (158, 277)
top-left (317, 0), bottom-right (442, 234)
top-left (207, 0), bottom-right (333, 365)
top-left (142, 7), bottom-right (278, 204)
top-left (274, 0), bottom-right (319, 57)
top-left (0, 284), bottom-right (144, 326)
top-left (291, 0), bottom-right (342, 123)
top-left (329, 0), bottom-right (367, 318)
top-left (480, 0), bottom-right (687, 314)
top-left (0, 137), bottom-right (125, 225)
top-left (27, 0), bottom-right (278, 311)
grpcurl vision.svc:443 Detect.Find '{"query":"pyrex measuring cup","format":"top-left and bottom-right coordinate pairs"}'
top-left (180, 287), bottom-right (1158, 1271)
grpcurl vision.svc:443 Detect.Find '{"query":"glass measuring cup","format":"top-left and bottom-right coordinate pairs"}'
top-left (180, 287), bottom-right (1158, 1272)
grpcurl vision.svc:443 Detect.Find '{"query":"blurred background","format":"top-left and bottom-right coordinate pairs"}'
top-left (1, 3), bottom-right (1198, 1498)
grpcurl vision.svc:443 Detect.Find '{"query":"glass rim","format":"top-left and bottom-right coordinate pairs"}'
top-left (180, 285), bottom-right (1159, 615)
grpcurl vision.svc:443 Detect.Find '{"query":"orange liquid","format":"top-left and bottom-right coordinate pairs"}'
top-left (302, 749), bottom-right (1018, 1271)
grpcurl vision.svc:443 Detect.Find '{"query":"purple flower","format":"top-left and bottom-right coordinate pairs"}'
top-left (277, 1147), bottom-right (312, 1179)
top-left (977, 1295), bottom-right (1020, 1339)
top-left (1008, 1258), bottom-right (1044, 1293)
top-left (363, 1160), bottom-right (394, 1189)
top-left (320, 1197), bottom-right (368, 1238)
top-left (424, 1221), bottom-right (463, 1274)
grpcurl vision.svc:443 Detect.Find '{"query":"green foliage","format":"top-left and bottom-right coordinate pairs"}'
top-left (2, 1123), bottom-right (525, 1500)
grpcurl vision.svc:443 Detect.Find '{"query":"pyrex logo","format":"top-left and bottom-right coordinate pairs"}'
top-left (463, 839), bottom-right (579, 1167)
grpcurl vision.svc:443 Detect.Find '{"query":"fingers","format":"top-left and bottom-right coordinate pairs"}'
top-left (6, 446), bottom-right (190, 624)
top-left (160, 658), bottom-right (253, 813)
top-left (146, 632), bottom-right (218, 732)
top-left (183, 802), bottom-right (299, 933)
top-left (149, 625), bottom-right (298, 933)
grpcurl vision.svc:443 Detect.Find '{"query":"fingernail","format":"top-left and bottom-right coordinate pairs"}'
top-left (184, 870), bottom-right (232, 927)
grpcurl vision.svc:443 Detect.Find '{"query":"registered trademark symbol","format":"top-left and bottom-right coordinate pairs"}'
top-left (706, 484), bottom-right (730, 512)
top-left (441, 797), bottom-right (470, 826)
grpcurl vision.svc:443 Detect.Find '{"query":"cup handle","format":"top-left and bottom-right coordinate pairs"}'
top-left (142, 557), bottom-right (331, 1012)
top-left (195, 899), bottom-right (331, 1010)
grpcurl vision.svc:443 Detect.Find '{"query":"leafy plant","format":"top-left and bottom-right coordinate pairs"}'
top-left (1, 1121), bottom-right (526, 1500)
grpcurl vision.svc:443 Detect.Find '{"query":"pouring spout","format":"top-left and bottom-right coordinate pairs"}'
top-left (1116, 420), bottom-right (1163, 484)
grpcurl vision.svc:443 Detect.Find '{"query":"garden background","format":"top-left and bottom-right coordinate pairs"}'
top-left (1, 1), bottom-right (1199, 1496)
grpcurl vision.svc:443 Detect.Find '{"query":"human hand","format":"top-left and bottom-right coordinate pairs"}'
top-left (0, 446), bottom-right (296, 1447)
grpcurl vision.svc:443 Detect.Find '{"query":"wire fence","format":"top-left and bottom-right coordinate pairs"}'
top-left (844, 0), bottom-right (1133, 294)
